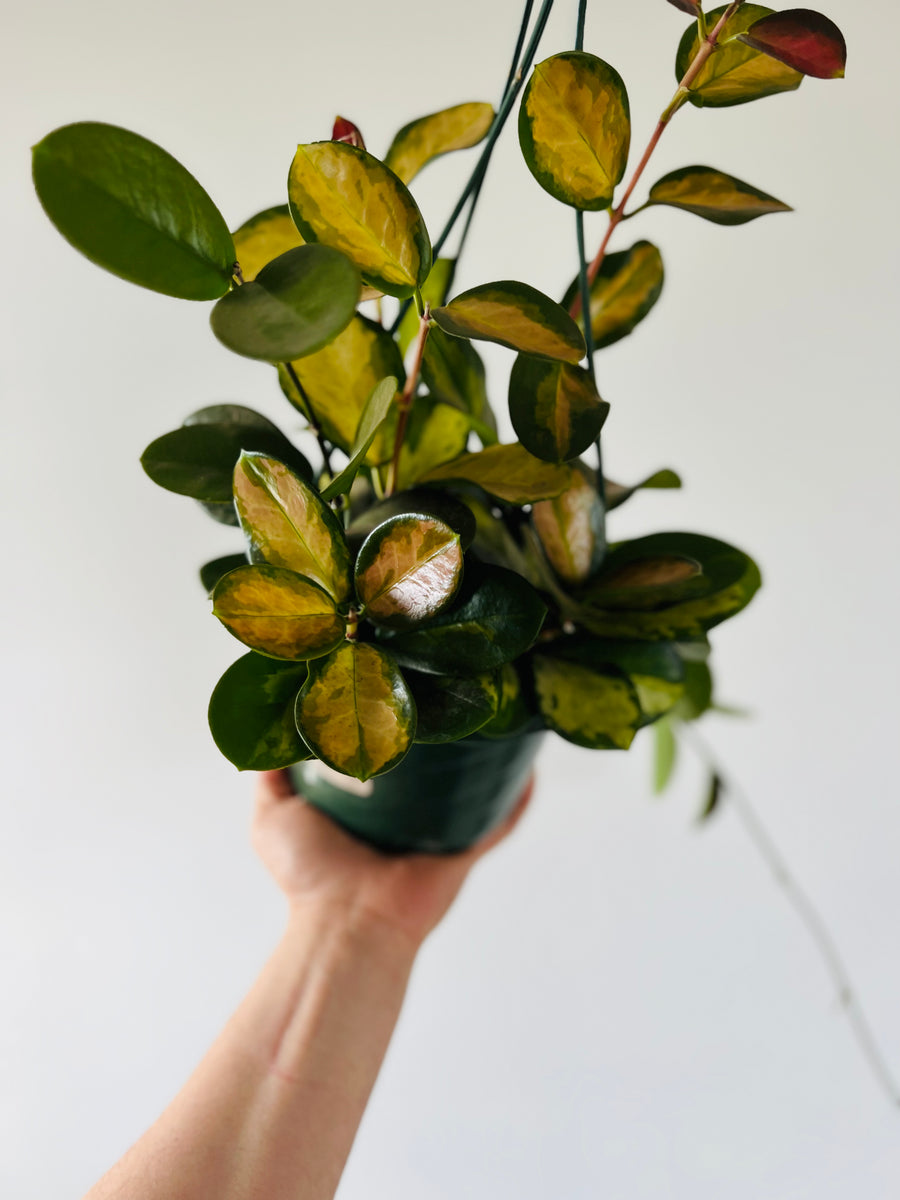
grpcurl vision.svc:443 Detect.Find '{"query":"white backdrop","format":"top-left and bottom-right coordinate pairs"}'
top-left (5, 1), bottom-right (900, 1196)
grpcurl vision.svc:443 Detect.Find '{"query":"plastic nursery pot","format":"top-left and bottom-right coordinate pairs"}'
top-left (289, 729), bottom-right (545, 854)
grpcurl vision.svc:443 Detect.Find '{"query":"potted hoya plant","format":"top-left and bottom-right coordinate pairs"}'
top-left (31, 0), bottom-right (846, 852)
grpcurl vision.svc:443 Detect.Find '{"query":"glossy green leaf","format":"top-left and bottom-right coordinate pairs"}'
top-left (320, 376), bottom-right (399, 502)
top-left (32, 122), bottom-right (235, 300)
top-left (208, 652), bottom-right (310, 770)
top-left (212, 565), bottom-right (346, 660)
top-left (421, 327), bottom-right (497, 443)
top-left (676, 5), bottom-right (804, 107)
top-left (432, 281), bottom-right (585, 363)
top-left (577, 532), bottom-right (762, 639)
top-left (563, 241), bottom-right (664, 350)
top-left (288, 141), bottom-right (432, 298)
top-left (698, 772), bottom-right (724, 822)
top-left (532, 465), bottom-right (606, 584)
top-left (421, 443), bottom-right (575, 505)
top-left (586, 554), bottom-right (706, 610)
top-left (347, 489), bottom-right (476, 553)
top-left (398, 258), bottom-right (455, 354)
top-left (280, 315), bottom-right (404, 462)
top-left (653, 719), bottom-right (678, 793)
top-left (232, 205), bottom-right (303, 280)
top-left (385, 102), bottom-right (495, 185)
top-left (605, 468), bottom-right (682, 510)
top-left (379, 563), bottom-right (547, 676)
top-left (210, 245), bottom-right (359, 362)
top-left (355, 514), bottom-right (463, 629)
top-left (141, 406), bottom-right (311, 502)
top-left (395, 396), bottom-right (472, 491)
top-left (736, 9), bottom-right (846, 78)
top-left (518, 52), bottom-right (630, 211)
top-left (509, 354), bottom-right (608, 463)
top-left (296, 642), bottom-right (415, 780)
top-left (233, 453), bottom-right (351, 603)
top-left (478, 663), bottom-right (534, 738)
top-left (200, 553), bottom-right (248, 595)
top-left (532, 653), bottom-right (640, 750)
top-left (647, 166), bottom-right (791, 225)
top-left (405, 669), bottom-right (499, 743)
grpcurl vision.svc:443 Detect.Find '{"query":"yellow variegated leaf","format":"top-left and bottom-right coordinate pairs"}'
top-left (532, 466), bottom-right (606, 584)
top-left (296, 643), bottom-right (415, 780)
top-left (508, 354), bottom-right (608, 463)
top-left (563, 240), bottom-right (663, 350)
top-left (288, 141), bottom-right (432, 298)
top-left (518, 52), bottom-right (630, 210)
top-left (355, 514), bottom-right (463, 629)
top-left (647, 166), bottom-right (791, 225)
top-left (232, 453), bottom-right (351, 603)
top-left (279, 315), bottom-right (404, 463)
top-left (385, 102), bottom-right (494, 185)
top-left (421, 443), bottom-right (574, 504)
top-left (676, 4), bottom-right (803, 108)
top-left (396, 396), bottom-right (471, 490)
top-left (232, 205), bottom-right (303, 281)
top-left (432, 281), bottom-right (585, 363)
top-left (398, 257), bottom-right (456, 354)
top-left (532, 654), bottom-right (640, 749)
top-left (212, 565), bottom-right (345, 660)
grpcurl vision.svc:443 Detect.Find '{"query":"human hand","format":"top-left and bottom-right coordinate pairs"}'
top-left (252, 768), bottom-right (533, 951)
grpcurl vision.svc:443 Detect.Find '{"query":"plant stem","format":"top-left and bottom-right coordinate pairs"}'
top-left (679, 722), bottom-right (900, 1111)
top-left (575, 0), bottom-right (587, 52)
top-left (283, 361), bottom-right (334, 479)
top-left (569, 0), bottom-right (746, 320)
top-left (386, 307), bottom-right (432, 496)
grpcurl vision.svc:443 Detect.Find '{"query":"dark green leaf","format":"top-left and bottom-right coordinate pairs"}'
top-left (210, 245), bottom-right (359, 362)
top-left (422, 327), bottom-right (497, 443)
top-left (648, 166), bottom-right (792, 225)
top-left (563, 241), bottom-right (664, 350)
top-left (676, 5), bottom-right (804, 107)
top-left (432, 281), bottom-right (585, 363)
top-left (509, 354), bottom-right (608, 463)
top-left (32, 122), bottom-right (235, 299)
top-left (405, 669), bottom-right (499, 743)
top-left (546, 635), bottom-right (685, 724)
top-left (199, 553), bottom-right (248, 595)
top-left (698, 772), bottom-right (724, 822)
top-left (208, 652), bottom-right (310, 770)
top-left (320, 376), bottom-right (399, 501)
top-left (478, 662), bottom-right (534, 738)
top-left (355, 514), bottom-right (463, 629)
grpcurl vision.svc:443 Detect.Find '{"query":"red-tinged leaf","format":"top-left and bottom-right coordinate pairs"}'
top-left (332, 116), bottom-right (366, 148)
top-left (667, 0), bottom-right (702, 14)
top-left (737, 9), bottom-right (846, 79)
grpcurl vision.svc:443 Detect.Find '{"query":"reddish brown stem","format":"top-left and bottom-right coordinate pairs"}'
top-left (570, 0), bottom-right (746, 320)
top-left (386, 305), bottom-right (431, 496)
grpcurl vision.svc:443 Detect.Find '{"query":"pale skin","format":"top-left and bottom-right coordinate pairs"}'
top-left (84, 768), bottom-right (533, 1200)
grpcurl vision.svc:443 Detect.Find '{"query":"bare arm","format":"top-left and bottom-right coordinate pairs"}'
top-left (84, 769), bottom-right (531, 1200)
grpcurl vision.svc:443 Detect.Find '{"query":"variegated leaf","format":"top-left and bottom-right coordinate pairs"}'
top-left (648, 166), bottom-right (791, 225)
top-left (355, 514), bottom-right (463, 629)
top-left (212, 565), bottom-right (346, 660)
top-left (208, 652), bottom-right (311, 770)
top-left (563, 241), bottom-right (664, 350)
top-left (676, 4), bottom-right (804, 107)
top-left (508, 354), bottom-right (608, 463)
top-left (532, 465), bottom-right (606, 584)
top-left (421, 443), bottom-right (574, 504)
top-left (432, 281), bottom-right (585, 363)
top-left (385, 102), bottom-right (494, 185)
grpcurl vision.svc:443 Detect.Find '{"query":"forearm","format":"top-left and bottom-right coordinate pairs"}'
top-left (85, 902), bottom-right (417, 1200)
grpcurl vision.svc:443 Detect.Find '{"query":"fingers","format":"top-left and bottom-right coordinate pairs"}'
top-left (255, 768), bottom-right (301, 808)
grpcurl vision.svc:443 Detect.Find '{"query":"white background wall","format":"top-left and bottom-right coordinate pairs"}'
top-left (5, 0), bottom-right (900, 1195)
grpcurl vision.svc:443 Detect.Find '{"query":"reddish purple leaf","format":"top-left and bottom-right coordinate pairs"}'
top-left (332, 116), bottom-right (366, 149)
top-left (666, 0), bottom-right (702, 14)
top-left (737, 8), bottom-right (846, 79)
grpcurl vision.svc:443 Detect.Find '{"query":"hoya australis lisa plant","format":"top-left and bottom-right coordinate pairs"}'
top-left (32, 1), bottom-right (846, 846)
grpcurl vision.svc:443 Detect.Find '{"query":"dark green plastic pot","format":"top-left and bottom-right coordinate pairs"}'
top-left (289, 731), bottom-right (545, 854)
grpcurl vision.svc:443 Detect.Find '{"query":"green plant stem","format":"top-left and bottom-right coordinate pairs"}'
top-left (386, 307), bottom-right (432, 496)
top-left (575, 0), bottom-right (588, 51)
top-left (283, 361), bottom-right (334, 479)
top-left (679, 722), bottom-right (900, 1111)
top-left (569, 0), bottom-right (746, 320)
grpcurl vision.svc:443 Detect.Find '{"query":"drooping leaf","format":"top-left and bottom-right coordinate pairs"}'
top-left (518, 52), bottom-right (630, 211)
top-left (288, 141), bottom-right (432, 298)
top-left (210, 245), bottom-right (359, 362)
top-left (212, 565), bottom-right (346, 660)
top-left (295, 642), bottom-right (415, 780)
top-left (355, 514), bottom-right (463, 629)
top-left (398, 258), bottom-right (456, 354)
top-left (653, 719), bottom-right (678, 793)
top-left (421, 443), bottom-right (575, 504)
top-left (422, 327), bottom-right (497, 443)
top-left (532, 653), bottom-right (641, 750)
top-left (577, 532), bottom-right (762, 639)
top-left (208, 652), bottom-right (311, 770)
top-left (232, 205), bottom-right (304, 281)
top-left (385, 102), bottom-right (494, 185)
top-left (379, 563), bottom-right (547, 676)
top-left (405, 669), bottom-right (499, 743)
top-left (478, 662), bottom-right (534, 738)
top-left (509, 354), bottom-right (608, 463)
top-left (279, 314), bottom-right (404, 462)
top-left (563, 241), bottom-right (664, 350)
top-left (698, 771), bottom-right (724, 822)
top-left (200, 553), bottom-right (248, 595)
top-left (532, 465), bottom-right (606, 584)
top-left (432, 281), bottom-right (585, 363)
top-left (736, 8), bottom-right (846, 78)
top-left (232, 453), bottom-right (351, 603)
top-left (605, 468), bottom-right (682, 510)
top-left (395, 396), bottom-right (472, 491)
top-left (347, 488), bottom-right (476, 553)
top-left (647, 165), bottom-right (791, 224)
top-left (320, 376), bottom-right (399, 501)
top-left (141, 406), bottom-right (311, 502)
top-left (32, 122), bottom-right (235, 300)
top-left (676, 4), bottom-right (804, 107)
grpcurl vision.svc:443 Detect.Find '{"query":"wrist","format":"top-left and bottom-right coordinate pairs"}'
top-left (285, 895), bottom-right (423, 967)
